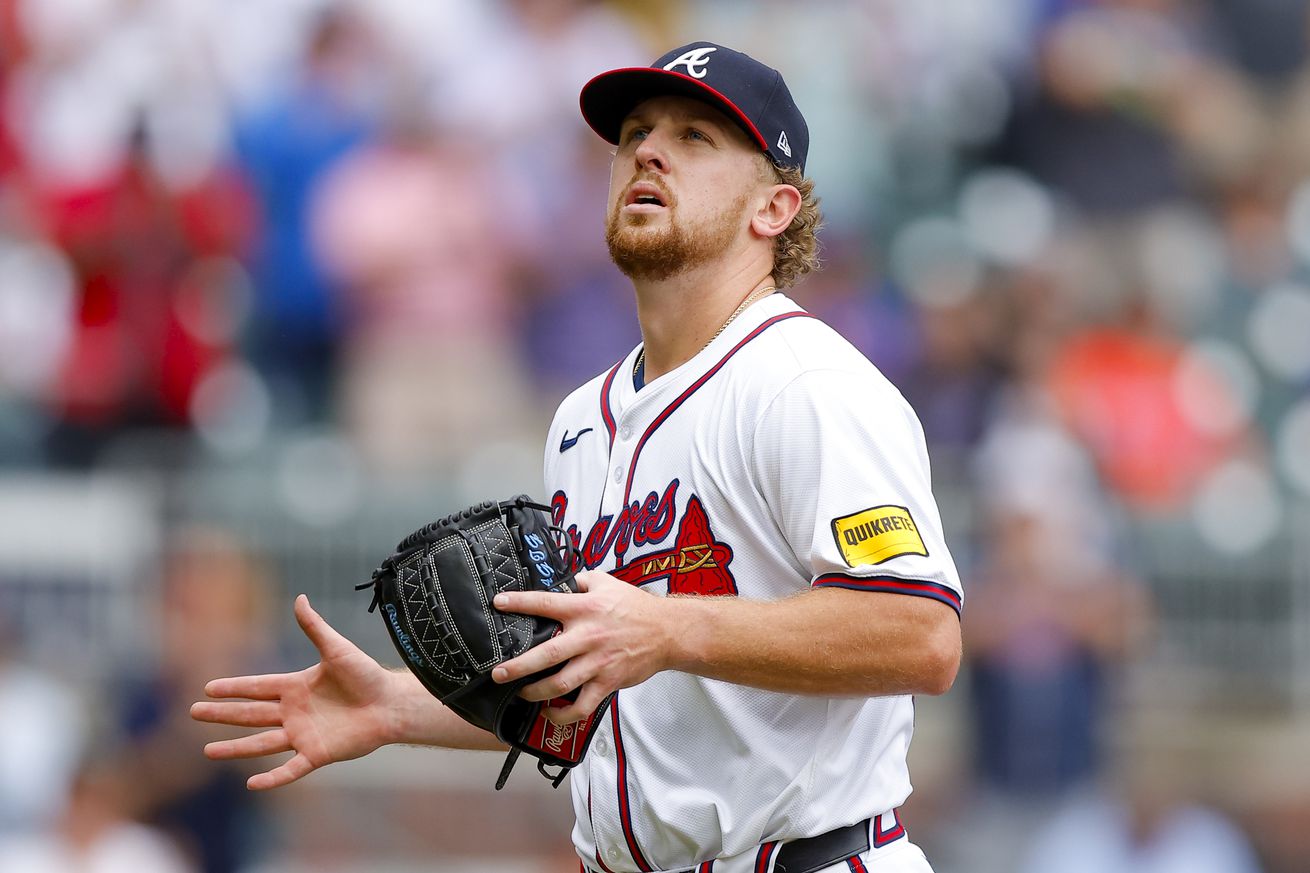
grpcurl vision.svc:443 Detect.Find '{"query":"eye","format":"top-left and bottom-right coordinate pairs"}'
top-left (685, 128), bottom-right (712, 143)
top-left (621, 127), bottom-right (649, 145)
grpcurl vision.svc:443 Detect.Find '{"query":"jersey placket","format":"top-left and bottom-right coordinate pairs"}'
top-left (586, 373), bottom-right (665, 873)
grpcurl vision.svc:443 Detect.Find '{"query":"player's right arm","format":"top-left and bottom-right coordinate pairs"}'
top-left (190, 594), bottom-right (506, 791)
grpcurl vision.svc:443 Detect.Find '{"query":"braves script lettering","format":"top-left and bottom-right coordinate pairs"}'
top-left (553, 481), bottom-right (679, 569)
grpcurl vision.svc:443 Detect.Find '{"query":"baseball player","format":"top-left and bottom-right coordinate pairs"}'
top-left (193, 42), bottom-right (963, 873)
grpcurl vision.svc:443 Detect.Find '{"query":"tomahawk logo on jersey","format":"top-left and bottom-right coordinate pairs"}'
top-left (542, 293), bottom-right (963, 873)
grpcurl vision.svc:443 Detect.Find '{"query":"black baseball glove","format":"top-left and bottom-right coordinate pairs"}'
top-left (357, 495), bottom-right (611, 789)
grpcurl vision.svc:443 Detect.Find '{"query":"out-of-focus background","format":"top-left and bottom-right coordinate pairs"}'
top-left (0, 0), bottom-right (1307, 871)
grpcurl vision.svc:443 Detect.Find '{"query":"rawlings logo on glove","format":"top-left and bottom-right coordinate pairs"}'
top-left (357, 495), bottom-right (612, 789)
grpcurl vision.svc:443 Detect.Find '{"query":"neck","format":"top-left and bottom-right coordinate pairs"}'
top-left (633, 259), bottom-right (776, 382)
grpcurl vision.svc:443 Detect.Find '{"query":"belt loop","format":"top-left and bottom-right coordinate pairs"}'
top-left (871, 809), bottom-right (907, 848)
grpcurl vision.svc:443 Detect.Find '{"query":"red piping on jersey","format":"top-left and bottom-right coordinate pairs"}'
top-left (872, 809), bottom-right (906, 848)
top-left (754, 840), bottom-right (779, 873)
top-left (846, 855), bottom-right (870, 873)
top-left (698, 861), bottom-right (715, 873)
top-left (620, 312), bottom-right (816, 506)
top-left (813, 573), bottom-right (962, 616)
top-left (599, 359), bottom-right (623, 448)
top-left (610, 692), bottom-right (654, 872)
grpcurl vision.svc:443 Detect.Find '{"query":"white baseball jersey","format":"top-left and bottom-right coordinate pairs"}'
top-left (543, 293), bottom-right (962, 873)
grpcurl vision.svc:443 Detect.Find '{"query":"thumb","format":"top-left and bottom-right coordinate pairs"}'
top-left (294, 594), bottom-right (352, 658)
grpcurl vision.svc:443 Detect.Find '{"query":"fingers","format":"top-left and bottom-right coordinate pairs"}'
top-left (202, 598), bottom-right (340, 699)
top-left (497, 569), bottom-right (622, 615)
top-left (543, 702), bottom-right (589, 726)
top-left (516, 655), bottom-right (593, 703)
top-left (514, 653), bottom-right (614, 726)
top-left (203, 729), bottom-right (291, 761)
top-left (248, 753), bottom-right (317, 791)
top-left (506, 648), bottom-right (610, 725)
top-left (190, 700), bottom-right (282, 728)
top-left (544, 682), bottom-right (611, 726)
top-left (204, 674), bottom-right (286, 701)
top-left (492, 633), bottom-right (579, 685)
top-left (295, 594), bottom-right (352, 658)
top-left (493, 589), bottom-right (577, 621)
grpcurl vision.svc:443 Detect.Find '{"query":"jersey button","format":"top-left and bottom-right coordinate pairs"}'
top-left (619, 425), bottom-right (633, 440)
top-left (595, 735), bottom-right (610, 755)
top-left (613, 466), bottom-right (624, 484)
top-left (607, 847), bottom-right (621, 863)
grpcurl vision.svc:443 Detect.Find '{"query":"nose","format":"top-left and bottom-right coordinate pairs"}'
top-left (633, 129), bottom-right (669, 174)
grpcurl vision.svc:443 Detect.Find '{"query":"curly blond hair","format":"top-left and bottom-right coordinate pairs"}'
top-left (766, 161), bottom-right (823, 288)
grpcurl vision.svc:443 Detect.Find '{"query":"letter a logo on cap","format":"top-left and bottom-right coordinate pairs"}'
top-left (664, 46), bottom-right (717, 79)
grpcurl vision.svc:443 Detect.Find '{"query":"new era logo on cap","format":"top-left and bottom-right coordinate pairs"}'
top-left (579, 41), bottom-right (810, 173)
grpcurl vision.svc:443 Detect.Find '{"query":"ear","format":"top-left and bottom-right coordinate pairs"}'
top-left (750, 183), bottom-right (802, 239)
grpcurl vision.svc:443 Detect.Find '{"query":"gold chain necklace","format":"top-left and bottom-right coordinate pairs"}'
top-left (635, 286), bottom-right (776, 380)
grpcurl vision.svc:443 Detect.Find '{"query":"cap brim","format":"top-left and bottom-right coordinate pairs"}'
top-left (579, 67), bottom-right (768, 153)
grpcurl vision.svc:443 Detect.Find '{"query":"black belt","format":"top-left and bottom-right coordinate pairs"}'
top-left (773, 818), bottom-right (871, 873)
top-left (584, 816), bottom-right (886, 873)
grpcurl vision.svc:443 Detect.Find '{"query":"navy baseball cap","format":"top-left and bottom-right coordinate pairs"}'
top-left (580, 41), bottom-right (809, 173)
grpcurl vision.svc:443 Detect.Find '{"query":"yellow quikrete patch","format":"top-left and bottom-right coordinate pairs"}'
top-left (831, 505), bottom-right (928, 566)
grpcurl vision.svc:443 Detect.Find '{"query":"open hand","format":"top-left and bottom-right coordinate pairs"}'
top-left (190, 594), bottom-right (398, 790)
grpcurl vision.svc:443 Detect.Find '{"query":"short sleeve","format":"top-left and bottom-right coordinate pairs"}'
top-left (751, 368), bottom-right (963, 615)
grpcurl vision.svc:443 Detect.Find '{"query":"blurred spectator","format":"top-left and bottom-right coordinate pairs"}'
top-left (516, 134), bottom-right (642, 398)
top-left (433, 0), bottom-right (649, 397)
top-left (0, 0), bottom-right (257, 465)
top-left (1047, 289), bottom-right (1245, 511)
top-left (898, 293), bottom-right (1006, 457)
top-left (35, 129), bottom-right (254, 466)
top-left (940, 309), bottom-right (1153, 873)
top-left (233, 6), bottom-right (382, 425)
top-left (434, 0), bottom-right (647, 149)
top-left (998, 0), bottom-right (1263, 213)
top-left (0, 606), bottom-right (86, 835)
top-left (113, 527), bottom-right (275, 873)
top-left (310, 116), bottom-right (540, 474)
top-left (0, 227), bottom-right (77, 465)
top-left (0, 754), bottom-right (196, 873)
top-left (1017, 739), bottom-right (1264, 873)
top-left (967, 406), bottom-right (1151, 793)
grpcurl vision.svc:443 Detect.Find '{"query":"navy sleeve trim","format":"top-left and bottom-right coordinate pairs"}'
top-left (813, 573), bottom-right (962, 616)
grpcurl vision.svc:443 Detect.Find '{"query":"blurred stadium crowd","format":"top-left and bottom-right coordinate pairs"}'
top-left (0, 0), bottom-right (1308, 871)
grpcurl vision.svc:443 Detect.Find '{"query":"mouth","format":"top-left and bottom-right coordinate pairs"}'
top-left (622, 182), bottom-right (669, 212)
